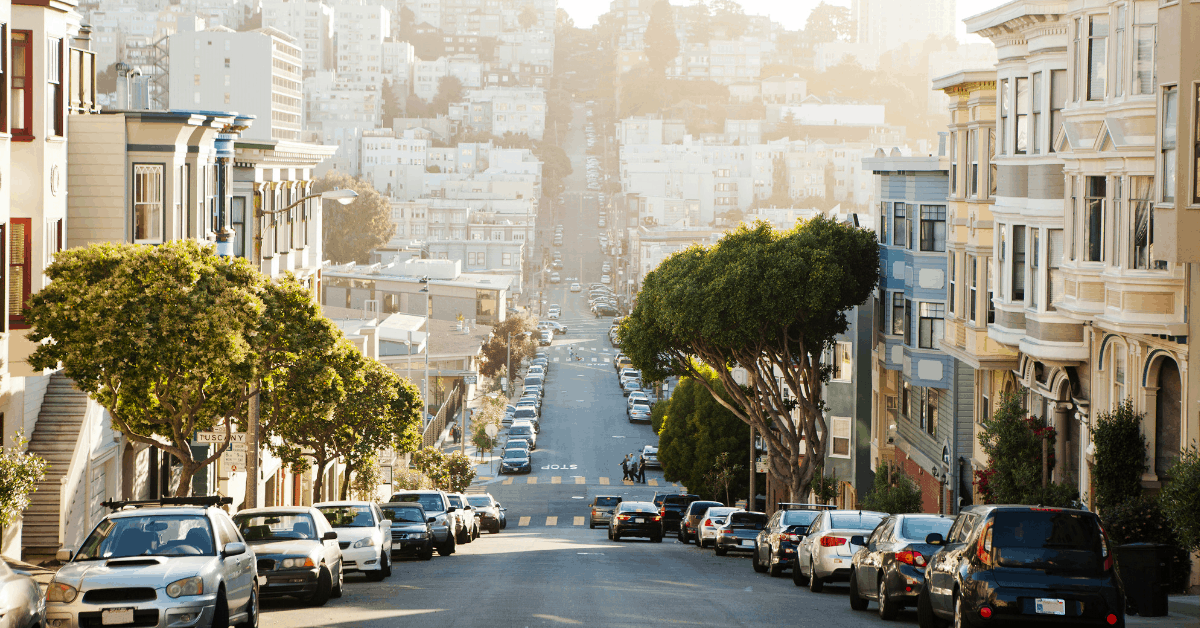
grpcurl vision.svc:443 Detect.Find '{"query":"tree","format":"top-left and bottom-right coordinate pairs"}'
top-left (471, 395), bottom-right (505, 457)
top-left (1160, 447), bottom-right (1200, 553)
top-left (656, 370), bottom-right (750, 502)
top-left (478, 315), bottom-right (539, 379)
top-left (805, 2), bottom-right (855, 44)
top-left (703, 452), bottom-right (739, 506)
top-left (644, 0), bottom-right (680, 78)
top-left (0, 433), bottom-right (47, 533)
top-left (534, 142), bottom-right (573, 198)
top-left (411, 447), bottom-right (449, 488)
top-left (445, 451), bottom-right (477, 492)
top-left (974, 391), bottom-right (1078, 507)
top-left (350, 453), bottom-right (383, 500)
top-left (1091, 399), bottom-right (1147, 512)
top-left (27, 241), bottom-right (263, 496)
top-left (518, 4), bottom-right (539, 29)
top-left (381, 78), bottom-right (403, 127)
top-left (808, 466), bottom-right (839, 505)
top-left (314, 171), bottom-right (395, 264)
top-left (432, 76), bottom-right (464, 114)
top-left (619, 218), bottom-right (878, 501)
top-left (860, 462), bottom-right (923, 514)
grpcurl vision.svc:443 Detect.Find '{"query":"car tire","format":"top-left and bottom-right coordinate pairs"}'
top-left (613, 531), bottom-right (621, 541)
top-left (235, 585), bottom-right (258, 628)
top-left (331, 565), bottom-right (343, 598)
top-left (752, 548), bottom-right (768, 573)
top-left (653, 536), bottom-right (663, 543)
top-left (917, 589), bottom-right (943, 628)
top-left (438, 535), bottom-right (455, 557)
top-left (792, 557), bottom-right (809, 587)
top-left (418, 547), bottom-right (434, 561)
top-left (879, 575), bottom-right (899, 620)
top-left (212, 588), bottom-right (230, 628)
top-left (367, 554), bottom-right (389, 582)
top-left (492, 522), bottom-right (501, 534)
top-left (768, 550), bottom-right (784, 578)
top-left (953, 593), bottom-right (965, 628)
top-left (809, 560), bottom-right (824, 592)
top-left (848, 569), bottom-right (869, 611)
top-left (714, 545), bottom-right (727, 556)
top-left (309, 567), bottom-right (332, 606)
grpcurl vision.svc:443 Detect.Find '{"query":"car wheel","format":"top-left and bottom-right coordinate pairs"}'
top-left (418, 547), bottom-right (434, 561)
top-left (879, 574), bottom-right (899, 620)
top-left (331, 564), bottom-right (343, 598)
top-left (848, 569), bottom-right (868, 611)
top-left (768, 550), bottom-right (784, 578)
top-left (613, 530), bottom-right (621, 541)
top-left (438, 535), bottom-right (455, 557)
top-left (809, 560), bottom-right (824, 592)
top-left (653, 536), bottom-right (663, 543)
top-left (953, 593), bottom-right (965, 628)
top-left (212, 588), bottom-right (230, 628)
top-left (235, 585), bottom-right (258, 628)
top-left (752, 547), bottom-right (768, 573)
top-left (309, 567), bottom-right (332, 606)
top-left (367, 554), bottom-right (388, 582)
top-left (792, 556), bottom-right (809, 587)
top-left (492, 522), bottom-right (501, 534)
top-left (714, 545), bottom-right (727, 556)
top-left (917, 589), bottom-right (943, 628)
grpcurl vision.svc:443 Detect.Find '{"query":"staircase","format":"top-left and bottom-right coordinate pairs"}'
top-left (22, 374), bottom-right (89, 557)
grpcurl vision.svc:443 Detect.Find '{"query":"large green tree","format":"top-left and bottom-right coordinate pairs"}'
top-left (314, 171), bottom-right (395, 264)
top-left (619, 218), bottom-right (878, 501)
top-left (478, 315), bottom-right (539, 379)
top-left (644, 0), bottom-right (680, 77)
top-left (27, 241), bottom-right (265, 496)
top-left (657, 372), bottom-right (751, 502)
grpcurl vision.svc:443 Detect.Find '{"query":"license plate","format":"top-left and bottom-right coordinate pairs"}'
top-left (634, 518), bottom-right (644, 523)
top-left (741, 540), bottom-right (755, 547)
top-left (1035, 598), bottom-right (1065, 615)
top-left (102, 609), bottom-right (134, 625)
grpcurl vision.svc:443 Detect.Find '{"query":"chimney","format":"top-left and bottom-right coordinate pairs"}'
top-left (115, 62), bottom-right (132, 109)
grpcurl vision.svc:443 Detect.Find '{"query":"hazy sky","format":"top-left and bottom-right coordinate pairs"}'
top-left (558, 0), bottom-right (1009, 42)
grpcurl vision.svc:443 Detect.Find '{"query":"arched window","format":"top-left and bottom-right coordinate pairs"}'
top-left (1108, 343), bottom-right (1126, 407)
top-left (1155, 358), bottom-right (1182, 477)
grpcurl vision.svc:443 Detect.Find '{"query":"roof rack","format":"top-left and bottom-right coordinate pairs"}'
top-left (101, 496), bottom-right (233, 512)
top-left (777, 502), bottom-right (837, 510)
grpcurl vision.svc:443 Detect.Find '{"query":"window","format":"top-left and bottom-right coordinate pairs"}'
top-left (919, 205), bottom-right (946, 252)
top-left (0, 25), bottom-right (7, 133)
top-left (948, 253), bottom-right (957, 316)
top-left (988, 129), bottom-right (997, 197)
top-left (1112, 177), bottom-right (1123, 265)
top-left (880, 202), bottom-right (889, 243)
top-left (1015, 77), bottom-right (1029, 153)
top-left (830, 417), bottom-right (851, 458)
top-left (9, 218), bottom-right (30, 328)
top-left (501, 252), bottom-right (511, 266)
top-left (950, 132), bottom-right (957, 196)
top-left (1050, 70), bottom-right (1067, 152)
top-left (1031, 72), bottom-right (1042, 154)
top-left (893, 202), bottom-right (906, 248)
top-left (1087, 15), bottom-right (1108, 101)
top-left (1111, 344), bottom-right (1126, 405)
top-left (11, 30), bottom-right (30, 137)
top-left (999, 79), bottom-right (1008, 154)
top-left (1073, 18), bottom-right (1083, 102)
top-left (1162, 86), bottom-right (1177, 203)
top-left (1131, 175), bottom-right (1156, 269)
top-left (1030, 228), bottom-right (1040, 308)
top-left (1114, 5), bottom-right (1126, 98)
top-left (892, 292), bottom-right (905, 336)
top-left (969, 255), bottom-right (979, 323)
top-left (987, 262), bottom-right (996, 324)
top-left (830, 342), bottom-right (852, 381)
top-left (230, 196), bottom-right (245, 257)
top-left (924, 389), bottom-right (939, 437)
top-left (969, 130), bottom-right (979, 196)
top-left (918, 303), bottom-right (944, 349)
top-left (133, 164), bottom-right (164, 244)
top-left (1083, 176), bottom-right (1106, 262)
top-left (1133, 5), bottom-right (1156, 96)
top-left (1048, 229), bottom-right (1064, 309)
top-left (904, 299), bottom-right (913, 346)
top-left (46, 37), bottom-right (62, 136)
top-left (1012, 225), bottom-right (1026, 302)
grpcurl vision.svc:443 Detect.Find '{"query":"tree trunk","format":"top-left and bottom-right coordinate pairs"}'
top-left (339, 467), bottom-right (352, 500)
top-left (245, 388), bottom-right (261, 509)
top-left (174, 462), bottom-right (199, 497)
top-left (311, 457), bottom-right (329, 504)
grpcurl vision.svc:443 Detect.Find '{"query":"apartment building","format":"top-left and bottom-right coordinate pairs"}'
top-left (260, 0), bottom-right (333, 76)
top-left (169, 27), bottom-right (304, 142)
top-left (322, 258), bottom-right (512, 325)
top-left (852, 0), bottom-right (956, 53)
top-left (334, 0), bottom-right (390, 90)
top-left (462, 88), bottom-right (546, 140)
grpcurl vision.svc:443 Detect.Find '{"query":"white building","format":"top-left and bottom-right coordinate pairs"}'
top-left (851, 0), bottom-right (956, 53)
top-left (260, 0), bottom-right (333, 76)
top-left (463, 87), bottom-right (546, 140)
top-left (334, 0), bottom-right (390, 90)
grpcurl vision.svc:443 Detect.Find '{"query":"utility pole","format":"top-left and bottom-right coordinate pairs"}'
top-left (749, 425), bottom-right (756, 512)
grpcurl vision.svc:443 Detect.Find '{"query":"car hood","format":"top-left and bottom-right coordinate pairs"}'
top-left (389, 523), bottom-right (429, 533)
top-left (329, 528), bottom-right (375, 543)
top-left (247, 539), bottom-right (323, 557)
top-left (56, 556), bottom-right (216, 589)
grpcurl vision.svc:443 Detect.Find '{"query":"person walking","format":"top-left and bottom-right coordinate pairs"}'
top-left (637, 455), bottom-right (647, 483)
top-left (620, 456), bottom-right (630, 481)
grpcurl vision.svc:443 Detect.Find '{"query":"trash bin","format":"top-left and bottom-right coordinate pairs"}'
top-left (1113, 543), bottom-right (1172, 617)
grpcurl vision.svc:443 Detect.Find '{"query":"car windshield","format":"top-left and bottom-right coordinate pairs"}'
top-left (318, 505), bottom-right (375, 528)
top-left (511, 426), bottom-right (533, 436)
top-left (466, 496), bottom-right (493, 508)
top-left (992, 510), bottom-right (1102, 570)
top-left (503, 449), bottom-right (528, 460)
top-left (782, 510), bottom-right (822, 527)
top-left (901, 517), bottom-right (954, 541)
top-left (380, 506), bottom-right (425, 524)
top-left (830, 513), bottom-right (887, 530)
top-left (234, 513), bottom-right (319, 541)
top-left (594, 497), bottom-right (621, 507)
top-left (76, 515), bottom-right (215, 560)
top-left (645, 447), bottom-right (657, 455)
top-left (390, 494), bottom-right (445, 514)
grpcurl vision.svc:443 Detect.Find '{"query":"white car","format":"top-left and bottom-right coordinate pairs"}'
top-left (315, 501), bottom-right (393, 581)
top-left (548, 310), bottom-right (560, 320)
top-left (602, 262), bottom-right (611, 273)
top-left (697, 507), bottom-right (744, 548)
top-left (550, 272), bottom-right (561, 283)
top-left (601, 274), bottom-right (611, 285)
top-left (599, 218), bottom-right (606, 228)
top-left (570, 283), bottom-right (582, 292)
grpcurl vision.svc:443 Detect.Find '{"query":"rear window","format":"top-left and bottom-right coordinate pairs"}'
top-left (830, 513), bottom-right (887, 530)
top-left (991, 510), bottom-right (1102, 570)
top-left (730, 513), bottom-right (767, 529)
top-left (620, 502), bottom-right (657, 513)
top-left (390, 493), bottom-right (444, 514)
top-left (514, 408), bottom-right (537, 417)
top-left (594, 497), bottom-right (621, 507)
top-left (688, 501), bottom-right (723, 515)
top-left (782, 510), bottom-right (821, 527)
top-left (510, 426), bottom-right (533, 435)
top-left (901, 517), bottom-right (954, 541)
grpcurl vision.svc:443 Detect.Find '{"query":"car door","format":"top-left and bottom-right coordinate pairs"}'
top-left (374, 504), bottom-right (392, 554)
top-left (314, 510), bottom-right (342, 577)
top-left (801, 513), bottom-right (825, 575)
top-left (929, 513), bottom-right (976, 614)
top-left (859, 517), bottom-right (893, 596)
top-left (760, 512), bottom-right (781, 562)
top-left (213, 513), bottom-right (253, 612)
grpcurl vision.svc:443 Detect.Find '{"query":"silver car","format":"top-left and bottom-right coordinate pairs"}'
top-left (388, 490), bottom-right (457, 556)
top-left (0, 559), bottom-right (45, 628)
top-left (793, 509), bottom-right (888, 592)
top-left (697, 507), bottom-right (743, 548)
top-left (232, 507), bottom-right (344, 605)
top-left (48, 497), bottom-right (258, 628)
top-left (315, 501), bottom-right (393, 581)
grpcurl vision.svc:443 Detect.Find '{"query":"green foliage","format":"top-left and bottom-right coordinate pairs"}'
top-left (860, 463), bottom-right (923, 514)
top-left (444, 451), bottom-right (477, 493)
top-left (644, 0), bottom-right (679, 77)
top-left (975, 391), bottom-right (1078, 507)
top-left (392, 468), bottom-right (430, 491)
top-left (27, 241), bottom-right (265, 496)
top-left (0, 433), bottom-right (48, 530)
top-left (650, 400), bottom-right (667, 434)
top-left (314, 172), bottom-right (395, 264)
top-left (808, 467), bottom-right (839, 505)
top-left (619, 218), bottom-right (879, 501)
top-left (1102, 495), bottom-right (1193, 592)
top-left (1091, 399), bottom-right (1147, 512)
top-left (411, 447), bottom-right (449, 488)
top-left (656, 373), bottom-right (750, 502)
top-left (471, 395), bottom-right (506, 454)
top-left (350, 454), bottom-right (382, 501)
top-left (479, 315), bottom-right (539, 379)
top-left (1159, 447), bottom-right (1200, 554)
top-left (703, 452), bottom-right (739, 506)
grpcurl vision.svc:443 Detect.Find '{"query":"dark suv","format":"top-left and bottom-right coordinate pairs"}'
top-left (679, 500), bottom-right (724, 544)
top-left (752, 504), bottom-right (831, 577)
top-left (918, 505), bottom-right (1123, 628)
top-left (658, 494), bottom-right (699, 533)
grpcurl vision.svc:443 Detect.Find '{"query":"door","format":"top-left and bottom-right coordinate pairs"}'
top-left (214, 515), bottom-right (252, 612)
top-left (930, 514), bottom-right (975, 613)
top-left (1156, 359), bottom-right (1182, 477)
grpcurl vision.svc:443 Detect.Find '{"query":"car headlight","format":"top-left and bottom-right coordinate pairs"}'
top-left (46, 582), bottom-right (78, 603)
top-left (409, 532), bottom-right (428, 539)
top-left (352, 537), bottom-right (376, 549)
top-left (166, 576), bottom-right (204, 598)
top-left (280, 557), bottom-right (316, 569)
top-left (434, 514), bottom-right (447, 524)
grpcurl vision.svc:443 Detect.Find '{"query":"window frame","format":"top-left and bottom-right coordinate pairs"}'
top-left (1087, 14), bottom-right (1109, 102)
top-left (1084, 175), bottom-right (1106, 262)
top-left (132, 163), bottom-right (166, 245)
top-left (969, 255), bottom-right (979, 324)
top-left (891, 292), bottom-right (905, 336)
top-left (1012, 225), bottom-right (1026, 303)
top-left (918, 302), bottom-right (945, 349)
top-left (924, 389), bottom-right (939, 437)
top-left (1015, 77), bottom-right (1029, 154)
top-left (1050, 69), bottom-right (1067, 153)
top-left (1162, 85), bottom-right (1178, 204)
top-left (948, 252), bottom-right (957, 316)
top-left (10, 30), bottom-right (32, 139)
top-left (0, 25), bottom-right (8, 134)
top-left (893, 202), bottom-right (907, 248)
top-left (829, 416), bottom-right (852, 458)
top-left (999, 79), bottom-right (1008, 155)
top-left (969, 130), bottom-right (980, 197)
top-left (9, 218), bottom-right (30, 329)
top-left (919, 205), bottom-right (946, 252)
top-left (1031, 72), bottom-right (1042, 154)
top-left (1113, 5), bottom-right (1126, 99)
top-left (46, 36), bottom-right (63, 137)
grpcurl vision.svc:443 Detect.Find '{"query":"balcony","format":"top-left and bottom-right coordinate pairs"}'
top-left (68, 48), bottom-right (99, 115)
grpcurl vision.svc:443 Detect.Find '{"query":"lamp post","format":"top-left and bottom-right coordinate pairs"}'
top-left (245, 188), bottom-right (357, 511)
top-left (418, 276), bottom-right (432, 417)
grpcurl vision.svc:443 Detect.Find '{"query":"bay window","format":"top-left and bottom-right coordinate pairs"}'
top-left (999, 79), bottom-right (1008, 154)
top-left (1015, 77), bottom-right (1029, 154)
top-left (969, 130), bottom-right (979, 197)
top-left (133, 164), bottom-right (165, 244)
top-left (1050, 70), bottom-right (1067, 153)
top-left (1088, 15), bottom-right (1108, 101)
top-left (893, 202), bottom-right (907, 248)
top-left (920, 205), bottom-right (946, 252)
top-left (948, 253), bottom-right (956, 316)
top-left (1031, 72), bottom-right (1042, 154)
top-left (892, 292), bottom-right (905, 336)
top-left (1113, 5), bottom-right (1125, 98)
top-left (47, 37), bottom-right (63, 137)
top-left (918, 302), bottom-right (944, 349)
top-left (1133, 6), bottom-right (1156, 96)
top-left (1012, 225), bottom-right (1026, 302)
top-left (11, 30), bottom-right (30, 138)
top-left (1030, 228), bottom-right (1040, 309)
top-left (1084, 176), bottom-right (1106, 262)
top-left (969, 255), bottom-right (978, 324)
top-left (1162, 86), bottom-right (1177, 203)
top-left (1131, 175), bottom-right (1155, 269)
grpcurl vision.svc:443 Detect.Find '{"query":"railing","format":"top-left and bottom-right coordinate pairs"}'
top-left (68, 47), bottom-right (99, 114)
top-left (421, 384), bottom-right (463, 449)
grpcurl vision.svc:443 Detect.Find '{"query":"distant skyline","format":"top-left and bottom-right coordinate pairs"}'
top-left (557, 0), bottom-right (1008, 42)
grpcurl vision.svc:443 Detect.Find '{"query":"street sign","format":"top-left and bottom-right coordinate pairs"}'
top-left (194, 431), bottom-right (246, 445)
top-left (484, 424), bottom-right (499, 438)
top-left (464, 374), bottom-right (478, 385)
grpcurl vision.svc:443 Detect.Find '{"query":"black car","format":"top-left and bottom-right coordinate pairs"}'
top-left (658, 494), bottom-right (699, 533)
top-left (379, 504), bottom-right (434, 561)
top-left (679, 500), bottom-right (723, 544)
top-left (608, 501), bottom-right (663, 542)
top-left (848, 513), bottom-right (953, 619)
top-left (714, 511), bottom-right (768, 556)
top-left (918, 505), bottom-right (1123, 628)
top-left (499, 448), bottom-right (532, 474)
top-left (753, 505), bottom-right (830, 577)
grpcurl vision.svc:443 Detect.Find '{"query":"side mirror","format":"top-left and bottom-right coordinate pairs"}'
top-left (850, 535), bottom-right (866, 547)
top-left (56, 549), bottom-right (73, 562)
top-left (926, 532), bottom-right (945, 546)
top-left (222, 542), bottom-right (247, 557)
top-left (323, 531), bottom-right (338, 541)
top-left (427, 517), bottom-right (437, 524)
top-left (381, 520), bottom-right (392, 530)
top-left (447, 506), bottom-right (457, 513)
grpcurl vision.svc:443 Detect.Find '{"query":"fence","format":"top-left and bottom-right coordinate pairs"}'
top-left (421, 384), bottom-right (463, 449)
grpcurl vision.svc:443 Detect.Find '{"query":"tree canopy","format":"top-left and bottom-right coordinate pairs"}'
top-left (618, 218), bottom-right (878, 500)
top-left (975, 391), bottom-right (1078, 507)
top-left (644, 0), bottom-right (680, 77)
top-left (315, 171), bottom-right (395, 264)
top-left (656, 372), bottom-right (750, 503)
top-left (478, 314), bottom-right (539, 379)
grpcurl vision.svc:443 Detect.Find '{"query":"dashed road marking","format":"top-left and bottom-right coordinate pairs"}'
top-left (527, 477), bottom-right (538, 484)
top-left (574, 516), bottom-right (585, 526)
top-left (648, 479), bottom-right (658, 486)
top-left (502, 478), bottom-right (513, 485)
top-left (599, 477), bottom-right (610, 485)
top-left (519, 516), bottom-right (531, 527)
top-left (552, 476), bottom-right (562, 484)
top-left (575, 476), bottom-right (585, 484)
top-left (546, 516), bottom-right (558, 526)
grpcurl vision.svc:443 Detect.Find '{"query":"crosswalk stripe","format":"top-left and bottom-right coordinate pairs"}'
top-left (599, 477), bottom-right (610, 485)
top-left (478, 477), bottom-right (493, 481)
top-left (574, 516), bottom-right (585, 526)
top-left (546, 516), bottom-right (558, 526)
top-left (527, 477), bottom-right (538, 484)
top-left (623, 479), bottom-right (633, 485)
top-left (518, 516), bottom-right (531, 527)
top-left (648, 479), bottom-right (658, 486)
top-left (575, 476), bottom-right (585, 484)
top-left (502, 478), bottom-right (513, 485)
top-left (552, 476), bottom-right (561, 484)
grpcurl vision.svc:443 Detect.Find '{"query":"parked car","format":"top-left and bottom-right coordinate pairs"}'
top-left (659, 494), bottom-right (700, 533)
top-left (499, 447), bottom-right (532, 474)
top-left (233, 506), bottom-right (345, 604)
top-left (608, 501), bottom-right (663, 542)
top-left (753, 504), bottom-right (832, 577)
top-left (388, 491), bottom-right (457, 556)
top-left (641, 446), bottom-right (660, 469)
top-left (793, 509), bottom-right (888, 591)
top-left (512, 406), bottom-right (540, 430)
top-left (508, 422), bottom-right (537, 450)
top-left (445, 493), bottom-right (479, 543)
top-left (848, 513), bottom-right (953, 619)
top-left (378, 503), bottom-right (434, 561)
top-left (0, 556), bottom-right (44, 628)
top-left (49, 496), bottom-right (257, 625)
top-left (680, 500), bottom-right (724, 543)
top-left (539, 330), bottom-right (554, 344)
top-left (714, 511), bottom-right (769, 556)
top-left (315, 501), bottom-right (394, 581)
top-left (570, 282), bottom-right (582, 292)
top-left (697, 507), bottom-right (743, 548)
top-left (621, 379), bottom-right (642, 396)
top-left (466, 494), bottom-right (506, 533)
top-left (628, 406), bottom-right (652, 423)
top-left (589, 496), bottom-right (623, 528)
top-left (917, 505), bottom-right (1124, 628)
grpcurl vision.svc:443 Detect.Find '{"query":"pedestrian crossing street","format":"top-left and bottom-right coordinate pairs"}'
top-left (479, 476), bottom-right (679, 488)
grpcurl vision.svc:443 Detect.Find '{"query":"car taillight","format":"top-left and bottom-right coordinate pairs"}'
top-left (976, 522), bottom-right (993, 566)
top-left (652, 515), bottom-right (661, 521)
top-left (704, 519), bottom-right (712, 527)
top-left (618, 515), bottom-right (631, 521)
top-left (1100, 525), bottom-right (1113, 571)
top-left (820, 536), bottom-right (847, 547)
top-left (780, 533), bottom-right (801, 543)
top-left (895, 550), bottom-right (927, 567)
top-left (660, 508), bottom-right (666, 516)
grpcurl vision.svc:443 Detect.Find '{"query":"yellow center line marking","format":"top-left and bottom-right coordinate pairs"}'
top-left (599, 477), bottom-right (610, 485)
top-left (648, 479), bottom-right (659, 486)
top-left (575, 476), bottom-right (585, 484)
top-left (546, 516), bottom-right (558, 526)
top-left (502, 478), bottom-right (513, 485)
top-left (527, 477), bottom-right (538, 484)
top-left (573, 516), bottom-right (585, 526)
top-left (552, 476), bottom-right (562, 484)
